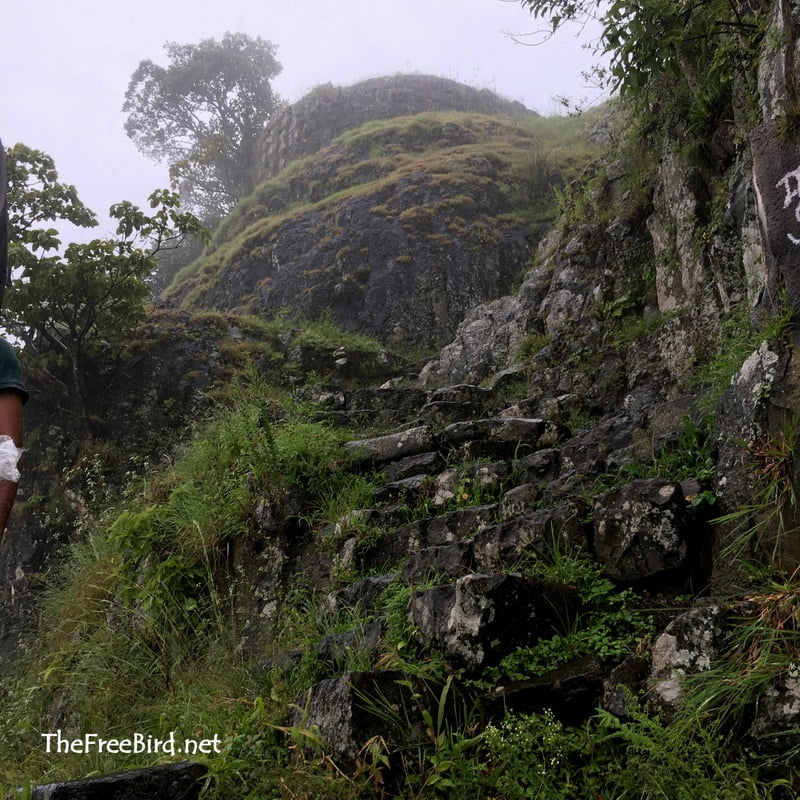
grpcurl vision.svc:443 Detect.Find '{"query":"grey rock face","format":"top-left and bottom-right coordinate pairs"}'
top-left (292, 671), bottom-right (425, 770)
top-left (748, 673), bottom-right (800, 755)
top-left (647, 153), bottom-right (707, 314)
top-left (438, 417), bottom-right (553, 460)
top-left (440, 417), bottom-right (547, 447)
top-left (498, 482), bottom-right (546, 518)
top-left (359, 505), bottom-right (498, 571)
top-left (712, 341), bottom-right (785, 591)
top-left (751, 119), bottom-right (800, 313)
top-left (757, 0), bottom-right (800, 124)
top-left (372, 474), bottom-right (431, 506)
top-left (28, 762), bottom-right (207, 800)
top-left (540, 227), bottom-right (601, 334)
top-left (418, 295), bottom-right (527, 387)
top-left (593, 479), bottom-right (690, 582)
top-left (344, 425), bottom-right (434, 465)
top-left (515, 448), bottom-right (560, 485)
top-left (178, 100), bottom-right (537, 351)
top-left (558, 414), bottom-right (635, 474)
top-left (419, 384), bottom-right (494, 425)
top-left (418, 222), bottom-right (607, 389)
top-left (473, 502), bottom-right (586, 572)
top-left (409, 573), bottom-right (580, 671)
top-left (384, 451), bottom-right (445, 482)
top-left (401, 541), bottom-right (475, 584)
top-left (233, 194), bottom-right (528, 350)
top-left (602, 656), bottom-right (651, 719)
top-left (648, 604), bottom-right (728, 713)
top-left (345, 388), bottom-right (428, 425)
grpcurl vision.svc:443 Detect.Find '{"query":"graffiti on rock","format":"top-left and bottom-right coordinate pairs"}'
top-left (776, 166), bottom-right (800, 244)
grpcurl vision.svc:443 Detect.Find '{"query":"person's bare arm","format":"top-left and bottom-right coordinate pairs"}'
top-left (0, 391), bottom-right (23, 537)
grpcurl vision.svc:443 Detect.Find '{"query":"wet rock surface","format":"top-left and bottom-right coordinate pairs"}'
top-left (593, 479), bottom-right (691, 583)
top-left (409, 574), bottom-right (581, 672)
top-left (24, 763), bottom-right (207, 800)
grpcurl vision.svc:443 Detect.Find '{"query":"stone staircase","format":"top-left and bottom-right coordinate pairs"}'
top-left (279, 382), bottom-right (713, 770)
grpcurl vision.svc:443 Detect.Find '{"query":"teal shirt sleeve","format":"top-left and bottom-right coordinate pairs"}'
top-left (0, 339), bottom-right (28, 404)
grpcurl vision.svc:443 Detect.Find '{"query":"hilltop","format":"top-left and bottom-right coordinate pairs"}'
top-left (255, 74), bottom-right (536, 182)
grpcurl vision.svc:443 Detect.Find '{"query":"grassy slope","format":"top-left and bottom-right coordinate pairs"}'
top-left (2, 353), bottom-right (795, 798)
top-left (163, 109), bottom-right (603, 311)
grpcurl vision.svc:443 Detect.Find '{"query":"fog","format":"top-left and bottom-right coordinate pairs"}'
top-left (1, 0), bottom-right (603, 231)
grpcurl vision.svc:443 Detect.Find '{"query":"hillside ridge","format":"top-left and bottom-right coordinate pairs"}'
top-left (165, 105), bottom-right (600, 349)
top-left (256, 73), bottom-right (535, 182)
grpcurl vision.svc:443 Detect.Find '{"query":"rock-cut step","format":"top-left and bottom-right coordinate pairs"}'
top-left (12, 761), bottom-right (206, 800)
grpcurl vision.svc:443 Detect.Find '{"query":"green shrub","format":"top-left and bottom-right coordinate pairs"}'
top-left (291, 310), bottom-right (382, 353)
top-left (480, 703), bottom-right (791, 800)
top-left (477, 555), bottom-right (652, 687)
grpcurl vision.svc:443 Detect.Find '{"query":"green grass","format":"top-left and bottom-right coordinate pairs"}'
top-left (693, 297), bottom-right (793, 411)
top-left (291, 311), bottom-right (382, 353)
top-left (0, 372), bottom-right (392, 794)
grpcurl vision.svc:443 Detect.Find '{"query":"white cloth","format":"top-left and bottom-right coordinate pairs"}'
top-left (0, 435), bottom-right (21, 482)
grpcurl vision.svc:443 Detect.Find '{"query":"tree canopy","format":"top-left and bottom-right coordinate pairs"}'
top-left (4, 144), bottom-right (206, 419)
top-left (123, 32), bottom-right (283, 221)
top-left (518, 0), bottom-right (765, 127)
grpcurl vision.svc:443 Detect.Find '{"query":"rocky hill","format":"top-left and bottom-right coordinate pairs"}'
top-left (4, 6), bottom-right (800, 797)
top-left (164, 77), bottom-right (600, 349)
top-left (255, 74), bottom-right (535, 182)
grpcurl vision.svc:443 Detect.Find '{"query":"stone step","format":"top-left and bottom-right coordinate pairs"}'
top-left (19, 762), bottom-right (206, 800)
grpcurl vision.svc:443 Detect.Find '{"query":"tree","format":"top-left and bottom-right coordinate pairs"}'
top-left (517, 0), bottom-right (765, 126)
top-left (5, 144), bottom-right (98, 268)
top-left (4, 144), bottom-right (207, 423)
top-left (123, 32), bottom-right (283, 220)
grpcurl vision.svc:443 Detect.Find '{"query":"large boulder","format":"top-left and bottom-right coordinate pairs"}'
top-left (409, 573), bottom-right (580, 671)
top-left (292, 670), bottom-right (425, 771)
top-left (593, 478), bottom-right (691, 583)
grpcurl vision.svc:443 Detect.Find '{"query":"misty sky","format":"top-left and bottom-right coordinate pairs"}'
top-left (2, 0), bottom-right (604, 233)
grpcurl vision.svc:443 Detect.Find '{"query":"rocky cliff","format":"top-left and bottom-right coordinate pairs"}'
top-left (4, 7), bottom-right (800, 797)
top-left (164, 77), bottom-right (600, 350)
